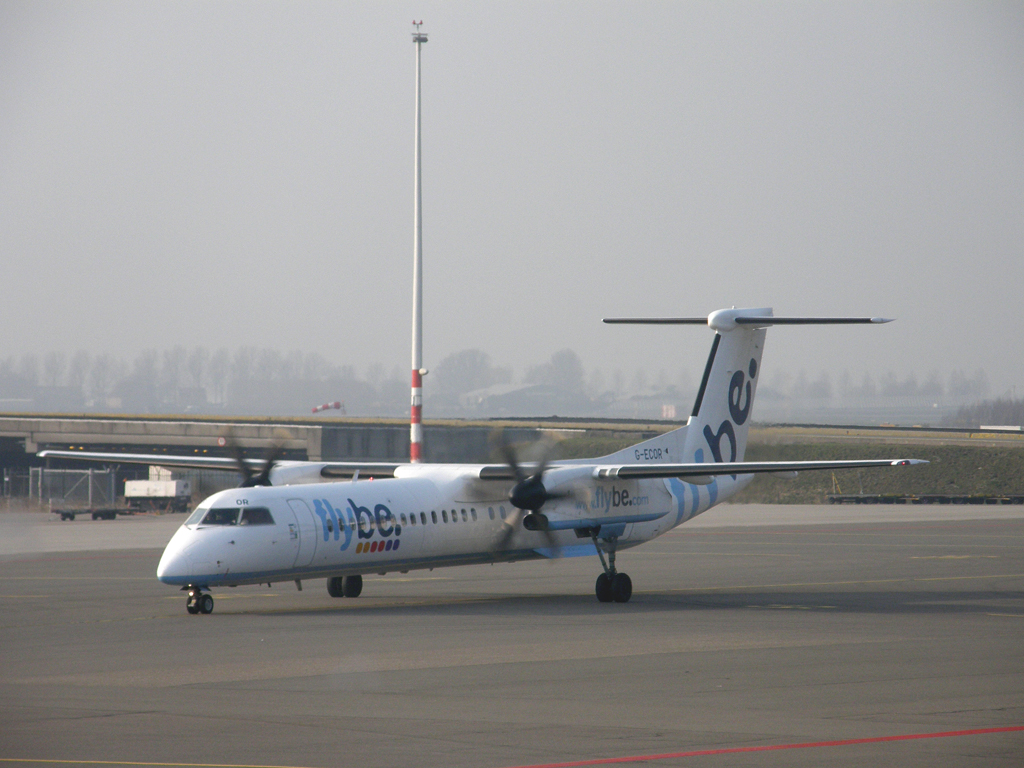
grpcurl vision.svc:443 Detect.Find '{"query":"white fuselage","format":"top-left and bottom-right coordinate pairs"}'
top-left (156, 464), bottom-right (751, 588)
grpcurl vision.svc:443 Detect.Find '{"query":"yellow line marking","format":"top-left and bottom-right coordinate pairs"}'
top-left (910, 555), bottom-right (999, 560)
top-left (0, 761), bottom-right (317, 768)
top-left (0, 594), bottom-right (49, 598)
top-left (644, 552), bottom-right (801, 558)
top-left (917, 573), bottom-right (1019, 585)
top-left (162, 594), bottom-right (280, 600)
top-left (987, 613), bottom-right (1024, 619)
top-left (668, 573), bottom-right (1024, 593)
top-left (0, 577), bottom-right (148, 581)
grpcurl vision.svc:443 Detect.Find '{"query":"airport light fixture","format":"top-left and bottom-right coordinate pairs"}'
top-left (410, 21), bottom-right (427, 462)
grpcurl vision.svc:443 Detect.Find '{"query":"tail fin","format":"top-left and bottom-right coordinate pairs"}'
top-left (601, 308), bottom-right (892, 466)
top-left (682, 308), bottom-right (770, 464)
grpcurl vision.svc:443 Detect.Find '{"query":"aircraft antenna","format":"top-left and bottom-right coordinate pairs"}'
top-left (410, 21), bottom-right (428, 462)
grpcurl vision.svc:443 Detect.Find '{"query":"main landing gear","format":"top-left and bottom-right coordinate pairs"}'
top-left (185, 587), bottom-right (214, 615)
top-left (592, 534), bottom-right (632, 603)
top-left (326, 575), bottom-right (363, 598)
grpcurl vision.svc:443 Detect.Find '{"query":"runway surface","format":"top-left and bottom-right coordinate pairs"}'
top-left (2, 504), bottom-right (1023, 767)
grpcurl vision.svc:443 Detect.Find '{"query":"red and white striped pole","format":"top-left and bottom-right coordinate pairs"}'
top-left (410, 22), bottom-right (427, 463)
top-left (410, 369), bottom-right (423, 462)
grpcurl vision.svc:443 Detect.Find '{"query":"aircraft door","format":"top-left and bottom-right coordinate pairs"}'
top-left (287, 498), bottom-right (318, 568)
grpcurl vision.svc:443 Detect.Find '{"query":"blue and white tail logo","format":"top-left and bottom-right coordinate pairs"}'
top-left (684, 308), bottom-right (769, 467)
top-left (703, 356), bottom-right (758, 465)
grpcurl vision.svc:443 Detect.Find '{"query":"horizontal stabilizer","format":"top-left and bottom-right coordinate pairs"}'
top-left (735, 317), bottom-right (892, 326)
top-left (604, 316), bottom-right (892, 327)
top-left (603, 317), bottom-right (708, 324)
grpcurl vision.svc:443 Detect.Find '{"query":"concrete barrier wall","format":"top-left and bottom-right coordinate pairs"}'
top-left (0, 416), bottom-right (553, 467)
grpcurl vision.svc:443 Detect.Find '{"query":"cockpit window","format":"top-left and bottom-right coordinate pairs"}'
top-left (239, 507), bottom-right (274, 526)
top-left (202, 508), bottom-right (240, 526)
top-left (185, 508), bottom-right (207, 526)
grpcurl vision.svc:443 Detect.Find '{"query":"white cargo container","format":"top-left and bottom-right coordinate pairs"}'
top-left (124, 479), bottom-right (192, 512)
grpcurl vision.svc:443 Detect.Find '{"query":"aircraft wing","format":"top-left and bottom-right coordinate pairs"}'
top-left (316, 463), bottom-right (402, 479)
top-left (36, 450), bottom-right (403, 481)
top-left (590, 458), bottom-right (926, 481)
top-left (475, 458), bottom-right (925, 484)
top-left (37, 450), bottom-right (255, 471)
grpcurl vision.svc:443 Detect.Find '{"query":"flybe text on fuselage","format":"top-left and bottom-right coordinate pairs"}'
top-left (311, 497), bottom-right (403, 552)
top-left (580, 486), bottom-right (650, 513)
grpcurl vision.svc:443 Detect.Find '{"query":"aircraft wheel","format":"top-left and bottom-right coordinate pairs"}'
top-left (198, 594), bottom-right (215, 614)
top-left (326, 577), bottom-right (345, 598)
top-left (342, 575), bottom-right (362, 598)
top-left (595, 573), bottom-right (613, 603)
top-left (611, 573), bottom-right (632, 603)
top-left (186, 602), bottom-right (200, 614)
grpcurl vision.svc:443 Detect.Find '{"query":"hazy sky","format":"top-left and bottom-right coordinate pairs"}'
top-left (2, 2), bottom-right (1023, 396)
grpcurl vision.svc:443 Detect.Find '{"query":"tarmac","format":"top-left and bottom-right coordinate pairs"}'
top-left (2, 503), bottom-right (1023, 767)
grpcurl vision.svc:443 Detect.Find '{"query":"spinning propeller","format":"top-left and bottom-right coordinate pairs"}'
top-left (492, 431), bottom-right (572, 553)
top-left (224, 431), bottom-right (286, 487)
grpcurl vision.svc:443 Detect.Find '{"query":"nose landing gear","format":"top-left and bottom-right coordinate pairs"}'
top-left (592, 534), bottom-right (632, 603)
top-left (185, 587), bottom-right (214, 614)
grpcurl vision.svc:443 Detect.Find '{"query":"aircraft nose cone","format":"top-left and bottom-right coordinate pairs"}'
top-left (157, 536), bottom-right (193, 585)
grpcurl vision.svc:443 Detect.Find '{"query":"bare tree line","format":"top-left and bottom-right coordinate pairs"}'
top-left (0, 345), bottom-right (1003, 419)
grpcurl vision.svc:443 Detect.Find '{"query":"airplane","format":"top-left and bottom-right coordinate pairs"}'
top-left (39, 307), bottom-right (927, 614)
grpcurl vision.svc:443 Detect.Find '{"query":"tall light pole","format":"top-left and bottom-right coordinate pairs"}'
top-left (410, 21), bottom-right (427, 463)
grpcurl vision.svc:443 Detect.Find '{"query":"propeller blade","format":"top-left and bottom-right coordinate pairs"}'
top-left (250, 441), bottom-right (285, 487)
top-left (532, 444), bottom-right (552, 482)
top-left (226, 433), bottom-right (254, 485)
top-left (492, 429), bottom-right (526, 483)
top-left (223, 429), bottom-right (285, 488)
top-left (487, 428), bottom-right (569, 557)
top-left (540, 526), bottom-right (560, 556)
top-left (492, 507), bottom-right (522, 551)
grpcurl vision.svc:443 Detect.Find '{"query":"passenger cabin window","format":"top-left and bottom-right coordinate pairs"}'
top-left (461, 509), bottom-right (467, 522)
top-left (421, 512), bottom-right (427, 525)
top-left (471, 508), bottom-right (477, 521)
top-left (488, 507), bottom-right (495, 520)
top-left (239, 507), bottom-right (274, 526)
top-left (431, 511), bottom-right (437, 524)
top-left (202, 508), bottom-right (240, 526)
top-left (400, 513), bottom-right (408, 526)
top-left (442, 510), bottom-right (449, 523)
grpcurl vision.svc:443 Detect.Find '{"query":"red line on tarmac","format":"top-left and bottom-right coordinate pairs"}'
top-left (500, 726), bottom-right (1024, 768)
top-left (4, 553), bottom-right (153, 564)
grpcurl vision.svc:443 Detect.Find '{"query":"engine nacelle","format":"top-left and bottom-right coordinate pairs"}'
top-left (521, 512), bottom-right (549, 531)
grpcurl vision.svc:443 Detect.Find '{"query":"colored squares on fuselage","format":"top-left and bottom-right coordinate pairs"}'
top-left (355, 540), bottom-right (401, 554)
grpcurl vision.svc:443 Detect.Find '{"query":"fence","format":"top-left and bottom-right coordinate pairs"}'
top-left (170, 469), bottom-right (238, 499)
top-left (2, 469), bottom-right (31, 498)
top-left (28, 468), bottom-right (116, 509)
